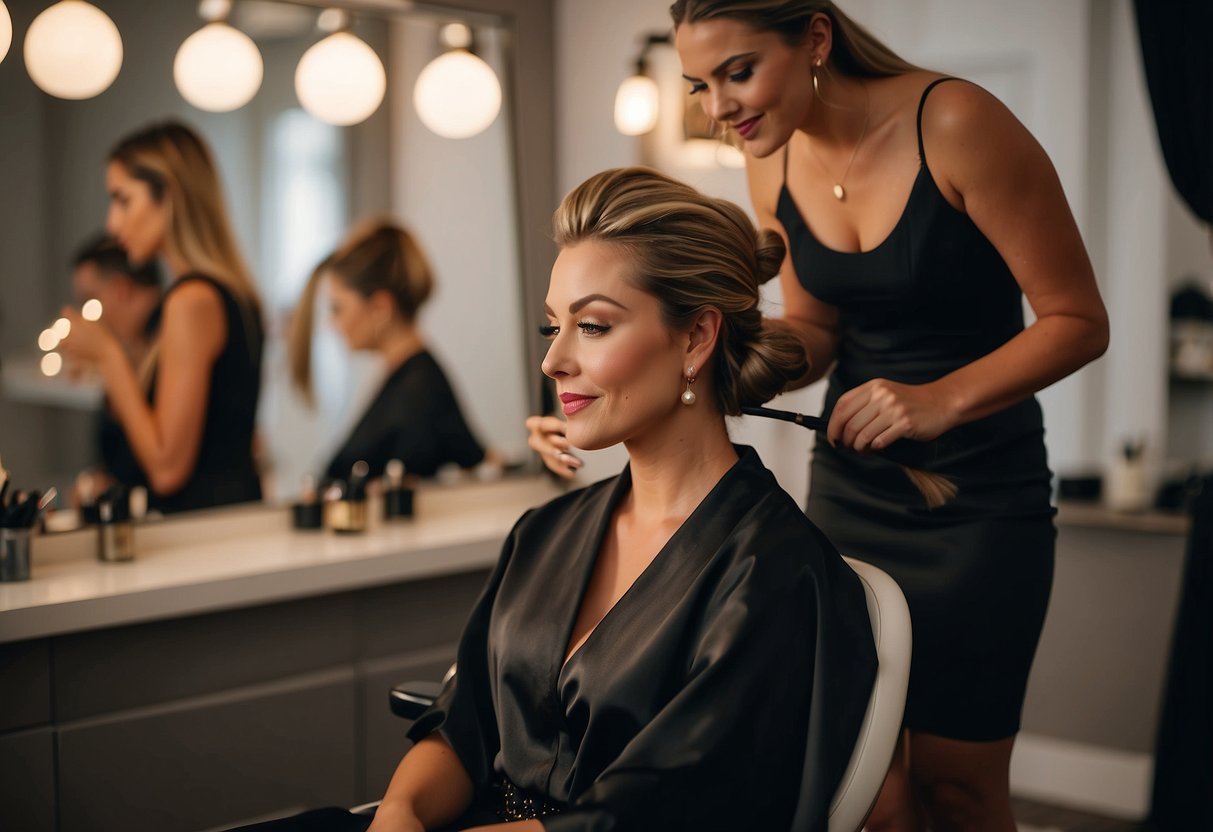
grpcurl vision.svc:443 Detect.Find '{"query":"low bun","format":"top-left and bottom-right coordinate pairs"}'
top-left (754, 228), bottom-right (785, 285)
top-left (734, 326), bottom-right (809, 410)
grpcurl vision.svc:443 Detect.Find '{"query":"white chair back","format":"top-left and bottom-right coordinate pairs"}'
top-left (828, 557), bottom-right (912, 832)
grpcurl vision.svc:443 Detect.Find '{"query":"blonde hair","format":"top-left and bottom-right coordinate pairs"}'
top-left (109, 121), bottom-right (262, 386)
top-left (109, 121), bottom-right (262, 318)
top-left (554, 167), bottom-right (807, 415)
top-left (289, 219), bottom-right (435, 399)
top-left (670, 0), bottom-right (919, 77)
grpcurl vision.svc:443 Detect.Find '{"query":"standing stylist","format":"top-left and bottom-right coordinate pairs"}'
top-left (60, 121), bottom-right (265, 513)
top-left (530, 3), bottom-right (1109, 830)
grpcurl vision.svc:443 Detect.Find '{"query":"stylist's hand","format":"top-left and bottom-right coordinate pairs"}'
top-left (57, 306), bottom-right (120, 367)
top-left (526, 414), bottom-right (582, 479)
top-left (828, 379), bottom-right (956, 452)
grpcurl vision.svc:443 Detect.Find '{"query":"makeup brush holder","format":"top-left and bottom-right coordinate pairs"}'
top-left (384, 487), bottom-right (414, 520)
top-left (0, 527), bottom-right (32, 582)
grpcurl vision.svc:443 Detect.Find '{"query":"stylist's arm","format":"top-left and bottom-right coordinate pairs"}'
top-left (59, 282), bottom-right (223, 495)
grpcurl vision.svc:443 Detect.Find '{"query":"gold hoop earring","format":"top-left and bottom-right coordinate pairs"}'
top-left (812, 59), bottom-right (822, 100)
top-left (681, 366), bottom-right (697, 406)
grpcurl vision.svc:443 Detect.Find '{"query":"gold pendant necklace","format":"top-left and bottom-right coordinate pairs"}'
top-left (808, 81), bottom-right (870, 202)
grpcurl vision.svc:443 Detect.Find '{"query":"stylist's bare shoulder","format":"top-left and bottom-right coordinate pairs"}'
top-left (915, 78), bottom-right (1038, 204)
top-left (162, 278), bottom-right (227, 360)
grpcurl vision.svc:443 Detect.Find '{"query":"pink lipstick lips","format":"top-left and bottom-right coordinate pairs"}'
top-left (559, 392), bottom-right (597, 416)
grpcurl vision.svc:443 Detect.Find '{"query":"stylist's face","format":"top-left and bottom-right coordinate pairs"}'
top-left (325, 272), bottom-right (378, 352)
top-left (675, 17), bottom-right (816, 158)
top-left (105, 162), bottom-right (168, 267)
top-left (541, 240), bottom-right (687, 452)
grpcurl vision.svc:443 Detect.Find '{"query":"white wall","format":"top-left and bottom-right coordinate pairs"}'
top-left (389, 19), bottom-right (530, 465)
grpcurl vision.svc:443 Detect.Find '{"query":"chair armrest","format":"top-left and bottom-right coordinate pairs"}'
top-left (390, 680), bottom-right (443, 719)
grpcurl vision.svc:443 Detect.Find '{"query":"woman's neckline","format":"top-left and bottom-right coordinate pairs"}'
top-left (778, 163), bottom-right (930, 256)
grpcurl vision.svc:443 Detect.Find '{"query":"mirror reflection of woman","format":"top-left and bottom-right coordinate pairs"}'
top-left (290, 220), bottom-right (488, 484)
top-left (69, 234), bottom-right (163, 497)
top-left (59, 121), bottom-right (265, 514)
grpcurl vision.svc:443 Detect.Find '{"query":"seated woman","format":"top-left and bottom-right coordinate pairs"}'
top-left (291, 220), bottom-right (487, 483)
top-left (247, 168), bottom-right (876, 831)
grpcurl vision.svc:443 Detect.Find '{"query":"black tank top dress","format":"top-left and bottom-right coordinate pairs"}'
top-left (778, 78), bottom-right (1056, 741)
top-left (109, 274), bottom-right (264, 514)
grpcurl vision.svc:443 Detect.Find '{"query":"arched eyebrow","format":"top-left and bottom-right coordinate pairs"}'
top-left (543, 294), bottom-right (630, 317)
top-left (682, 52), bottom-right (757, 82)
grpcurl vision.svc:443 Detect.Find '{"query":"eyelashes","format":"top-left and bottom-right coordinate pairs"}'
top-left (687, 65), bottom-right (753, 95)
top-left (538, 322), bottom-right (612, 339)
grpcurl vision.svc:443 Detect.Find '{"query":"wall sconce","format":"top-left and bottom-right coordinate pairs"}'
top-left (295, 8), bottom-right (386, 126)
top-left (174, 0), bottom-right (264, 113)
top-left (413, 22), bottom-right (502, 140)
top-left (23, 0), bottom-right (123, 100)
top-left (613, 32), bottom-right (670, 136)
top-left (1, 1), bottom-right (12, 66)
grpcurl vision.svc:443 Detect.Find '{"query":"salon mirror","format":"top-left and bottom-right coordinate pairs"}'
top-left (0, 0), bottom-right (555, 515)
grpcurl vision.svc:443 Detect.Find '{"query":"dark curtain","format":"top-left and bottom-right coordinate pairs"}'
top-left (1133, 1), bottom-right (1213, 223)
top-left (1149, 473), bottom-right (1213, 831)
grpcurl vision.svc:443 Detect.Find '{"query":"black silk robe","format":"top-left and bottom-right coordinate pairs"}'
top-left (409, 446), bottom-right (877, 831)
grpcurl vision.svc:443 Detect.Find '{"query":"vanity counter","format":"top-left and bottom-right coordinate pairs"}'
top-left (0, 475), bottom-right (562, 644)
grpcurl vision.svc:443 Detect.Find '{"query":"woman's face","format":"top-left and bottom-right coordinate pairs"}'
top-left (675, 17), bottom-right (816, 158)
top-left (105, 162), bottom-right (168, 267)
top-left (325, 272), bottom-right (381, 352)
top-left (541, 240), bottom-right (690, 451)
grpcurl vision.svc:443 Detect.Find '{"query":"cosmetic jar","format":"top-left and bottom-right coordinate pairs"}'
top-left (384, 487), bottom-right (415, 519)
top-left (96, 498), bottom-right (135, 562)
top-left (325, 499), bottom-right (367, 533)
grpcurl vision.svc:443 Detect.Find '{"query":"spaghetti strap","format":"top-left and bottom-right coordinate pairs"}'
top-left (916, 77), bottom-right (961, 165)
top-left (783, 144), bottom-right (790, 182)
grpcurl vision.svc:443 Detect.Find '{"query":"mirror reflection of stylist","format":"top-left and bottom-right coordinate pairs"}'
top-left (290, 220), bottom-right (487, 482)
top-left (59, 121), bottom-right (264, 514)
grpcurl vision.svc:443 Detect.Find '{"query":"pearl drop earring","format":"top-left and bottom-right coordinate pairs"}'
top-left (681, 366), bottom-right (697, 406)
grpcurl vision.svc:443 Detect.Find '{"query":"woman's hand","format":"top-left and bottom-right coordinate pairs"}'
top-left (57, 306), bottom-right (121, 367)
top-left (525, 415), bottom-right (582, 479)
top-left (827, 378), bottom-right (958, 452)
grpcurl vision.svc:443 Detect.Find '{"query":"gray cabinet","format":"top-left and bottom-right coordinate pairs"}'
top-left (0, 569), bottom-right (489, 831)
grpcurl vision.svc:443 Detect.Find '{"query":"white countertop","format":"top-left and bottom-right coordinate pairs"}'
top-left (0, 476), bottom-right (562, 644)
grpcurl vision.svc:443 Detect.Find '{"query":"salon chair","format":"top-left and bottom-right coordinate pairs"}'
top-left (371, 557), bottom-right (912, 832)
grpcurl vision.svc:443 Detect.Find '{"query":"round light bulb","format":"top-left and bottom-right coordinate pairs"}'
top-left (1, 1), bottom-right (12, 66)
top-left (81, 298), bottom-right (103, 321)
top-left (38, 328), bottom-right (61, 352)
top-left (52, 317), bottom-right (72, 339)
top-left (41, 352), bottom-right (64, 377)
top-left (413, 49), bottom-right (502, 139)
top-left (174, 21), bottom-right (263, 112)
top-left (294, 32), bottom-right (385, 126)
top-left (614, 74), bottom-right (659, 136)
top-left (24, 0), bottom-right (123, 100)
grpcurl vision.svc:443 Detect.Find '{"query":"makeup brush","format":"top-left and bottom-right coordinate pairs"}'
top-left (385, 459), bottom-right (405, 491)
top-left (742, 405), bottom-right (958, 508)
